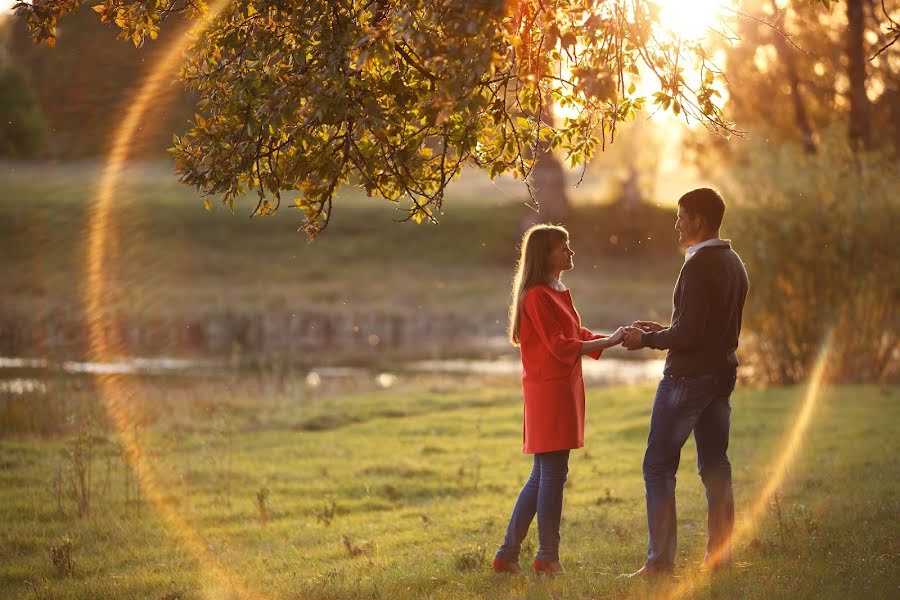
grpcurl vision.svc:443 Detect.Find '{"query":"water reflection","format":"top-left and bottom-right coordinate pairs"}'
top-left (0, 378), bottom-right (47, 394)
top-left (0, 356), bottom-right (215, 375)
top-left (1, 355), bottom-right (665, 389)
top-left (409, 357), bottom-right (666, 385)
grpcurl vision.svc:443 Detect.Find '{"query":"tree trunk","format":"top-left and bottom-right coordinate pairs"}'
top-left (772, 5), bottom-right (817, 154)
top-left (521, 104), bottom-right (569, 232)
top-left (846, 0), bottom-right (872, 150)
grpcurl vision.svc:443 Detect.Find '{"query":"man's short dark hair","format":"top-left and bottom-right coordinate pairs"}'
top-left (678, 188), bottom-right (726, 231)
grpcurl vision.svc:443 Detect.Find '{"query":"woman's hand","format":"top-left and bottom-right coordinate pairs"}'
top-left (580, 326), bottom-right (627, 355)
top-left (607, 326), bottom-right (627, 345)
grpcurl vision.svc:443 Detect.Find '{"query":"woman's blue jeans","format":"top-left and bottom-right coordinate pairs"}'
top-left (496, 449), bottom-right (570, 563)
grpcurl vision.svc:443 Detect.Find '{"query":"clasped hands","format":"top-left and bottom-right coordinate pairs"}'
top-left (607, 320), bottom-right (665, 351)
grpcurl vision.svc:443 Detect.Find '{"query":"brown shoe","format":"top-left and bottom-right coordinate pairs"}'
top-left (532, 559), bottom-right (565, 575)
top-left (622, 564), bottom-right (673, 579)
top-left (492, 556), bottom-right (521, 573)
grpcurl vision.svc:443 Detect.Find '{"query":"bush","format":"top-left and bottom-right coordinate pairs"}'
top-left (725, 133), bottom-right (899, 384)
top-left (0, 64), bottom-right (49, 158)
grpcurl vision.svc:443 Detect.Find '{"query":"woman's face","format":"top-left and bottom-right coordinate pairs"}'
top-left (548, 238), bottom-right (575, 273)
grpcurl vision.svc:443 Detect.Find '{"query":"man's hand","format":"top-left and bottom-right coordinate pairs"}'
top-left (623, 326), bottom-right (645, 351)
top-left (631, 320), bottom-right (665, 333)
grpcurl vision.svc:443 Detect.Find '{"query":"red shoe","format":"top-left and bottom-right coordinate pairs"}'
top-left (492, 556), bottom-right (521, 573)
top-left (532, 559), bottom-right (565, 574)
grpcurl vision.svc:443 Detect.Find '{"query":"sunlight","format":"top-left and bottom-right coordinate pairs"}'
top-left (552, 2), bottom-right (735, 141)
top-left (664, 330), bottom-right (835, 600)
top-left (87, 2), bottom-right (266, 598)
top-left (652, 0), bottom-right (726, 41)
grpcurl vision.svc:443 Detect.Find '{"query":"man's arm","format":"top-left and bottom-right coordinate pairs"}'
top-left (642, 264), bottom-right (711, 350)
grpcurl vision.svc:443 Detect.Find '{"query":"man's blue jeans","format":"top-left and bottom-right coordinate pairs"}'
top-left (496, 449), bottom-right (570, 563)
top-left (643, 370), bottom-right (736, 571)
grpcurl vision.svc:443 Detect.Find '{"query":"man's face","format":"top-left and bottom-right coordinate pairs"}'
top-left (675, 205), bottom-right (703, 246)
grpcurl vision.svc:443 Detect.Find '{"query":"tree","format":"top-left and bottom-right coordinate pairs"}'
top-left (520, 103), bottom-right (569, 232)
top-left (846, 0), bottom-right (871, 149)
top-left (717, 0), bottom-right (899, 154)
top-left (16, 0), bottom-right (821, 237)
top-left (768, 1), bottom-right (817, 154)
top-left (0, 25), bottom-right (49, 159)
top-left (6, 6), bottom-right (197, 158)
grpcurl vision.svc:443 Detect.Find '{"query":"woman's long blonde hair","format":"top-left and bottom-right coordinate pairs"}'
top-left (508, 224), bottom-right (569, 345)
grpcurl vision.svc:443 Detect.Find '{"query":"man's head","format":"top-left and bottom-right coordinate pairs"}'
top-left (675, 188), bottom-right (726, 246)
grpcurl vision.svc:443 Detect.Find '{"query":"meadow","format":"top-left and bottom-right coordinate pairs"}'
top-left (2, 161), bottom-right (897, 599)
top-left (0, 161), bottom-right (682, 361)
top-left (1, 374), bottom-right (897, 599)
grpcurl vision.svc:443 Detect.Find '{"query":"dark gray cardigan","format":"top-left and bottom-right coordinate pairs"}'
top-left (643, 243), bottom-right (750, 376)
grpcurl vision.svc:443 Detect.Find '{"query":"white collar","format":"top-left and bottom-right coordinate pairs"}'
top-left (547, 279), bottom-right (567, 292)
top-left (685, 238), bottom-right (730, 262)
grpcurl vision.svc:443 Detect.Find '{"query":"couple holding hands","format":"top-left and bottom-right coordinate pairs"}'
top-left (494, 188), bottom-right (750, 578)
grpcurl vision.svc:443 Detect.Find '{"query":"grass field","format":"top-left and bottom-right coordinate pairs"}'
top-left (1, 375), bottom-right (897, 599)
top-left (0, 161), bottom-right (682, 336)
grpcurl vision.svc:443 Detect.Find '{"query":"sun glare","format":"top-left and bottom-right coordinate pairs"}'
top-left (653, 0), bottom-right (726, 40)
top-left (551, 1), bottom-right (734, 130)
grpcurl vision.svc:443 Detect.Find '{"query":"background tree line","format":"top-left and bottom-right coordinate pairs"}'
top-left (1, 5), bottom-right (196, 159)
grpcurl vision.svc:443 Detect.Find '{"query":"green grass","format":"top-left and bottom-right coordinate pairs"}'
top-left (1, 377), bottom-right (897, 599)
top-left (0, 161), bottom-right (681, 334)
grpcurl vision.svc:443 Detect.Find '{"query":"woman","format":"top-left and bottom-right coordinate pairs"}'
top-left (493, 224), bottom-right (625, 575)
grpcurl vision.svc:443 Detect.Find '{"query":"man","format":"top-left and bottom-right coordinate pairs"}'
top-left (622, 188), bottom-right (749, 577)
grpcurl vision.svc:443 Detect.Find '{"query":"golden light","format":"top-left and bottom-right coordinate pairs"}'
top-left (663, 330), bottom-right (835, 600)
top-left (652, 0), bottom-right (726, 41)
top-left (552, 2), bottom-right (736, 133)
top-left (88, 2), bottom-right (266, 598)
top-left (84, 1), bottom-right (833, 596)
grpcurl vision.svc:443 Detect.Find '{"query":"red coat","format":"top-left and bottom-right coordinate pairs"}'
top-left (519, 284), bottom-right (606, 454)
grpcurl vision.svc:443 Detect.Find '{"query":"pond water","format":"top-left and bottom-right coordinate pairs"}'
top-left (0, 354), bottom-right (666, 393)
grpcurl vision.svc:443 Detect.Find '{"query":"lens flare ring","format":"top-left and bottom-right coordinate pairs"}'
top-left (88, 3), bottom-right (834, 597)
top-left (87, 2), bottom-right (266, 599)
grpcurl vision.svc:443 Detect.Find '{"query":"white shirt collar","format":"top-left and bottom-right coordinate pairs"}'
top-left (685, 238), bottom-right (730, 262)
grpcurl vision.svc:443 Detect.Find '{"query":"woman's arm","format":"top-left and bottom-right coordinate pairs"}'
top-left (579, 327), bottom-right (625, 356)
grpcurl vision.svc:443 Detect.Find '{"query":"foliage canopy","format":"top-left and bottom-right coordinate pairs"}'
top-left (16, 0), bottom-right (848, 236)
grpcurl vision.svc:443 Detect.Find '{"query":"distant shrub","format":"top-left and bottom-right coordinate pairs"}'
top-left (0, 64), bottom-right (48, 158)
top-left (726, 134), bottom-right (899, 384)
top-left (256, 485), bottom-right (269, 525)
top-left (453, 544), bottom-right (487, 571)
top-left (341, 534), bottom-right (367, 558)
top-left (49, 534), bottom-right (75, 576)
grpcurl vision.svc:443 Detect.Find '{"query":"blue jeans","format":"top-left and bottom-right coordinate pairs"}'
top-left (496, 450), bottom-right (570, 563)
top-left (643, 370), bottom-right (736, 571)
